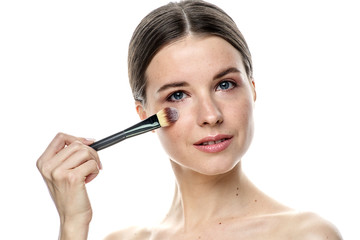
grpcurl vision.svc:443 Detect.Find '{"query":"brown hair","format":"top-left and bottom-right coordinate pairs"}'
top-left (128, 0), bottom-right (253, 105)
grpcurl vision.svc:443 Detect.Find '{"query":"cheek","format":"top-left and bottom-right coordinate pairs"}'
top-left (156, 111), bottom-right (193, 154)
top-left (158, 127), bottom-right (180, 143)
top-left (239, 100), bottom-right (254, 122)
top-left (226, 95), bottom-right (255, 147)
top-left (225, 93), bottom-right (254, 122)
top-left (236, 98), bottom-right (255, 143)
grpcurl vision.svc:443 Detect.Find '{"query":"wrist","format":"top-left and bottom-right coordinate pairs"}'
top-left (59, 219), bottom-right (90, 240)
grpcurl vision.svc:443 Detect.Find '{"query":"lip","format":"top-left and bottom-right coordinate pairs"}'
top-left (193, 134), bottom-right (233, 153)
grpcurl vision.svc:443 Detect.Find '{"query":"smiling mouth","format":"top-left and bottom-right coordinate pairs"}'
top-left (193, 136), bottom-right (233, 153)
top-left (197, 138), bottom-right (229, 146)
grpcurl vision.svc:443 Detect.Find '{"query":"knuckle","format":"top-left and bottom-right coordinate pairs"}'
top-left (79, 146), bottom-right (90, 153)
top-left (83, 160), bottom-right (99, 174)
top-left (92, 150), bottom-right (100, 160)
top-left (55, 132), bottom-right (66, 141)
top-left (71, 140), bottom-right (84, 150)
top-left (50, 167), bottom-right (65, 182)
top-left (38, 161), bottom-right (52, 178)
top-left (78, 147), bottom-right (92, 159)
top-left (66, 171), bottom-right (81, 184)
top-left (89, 160), bottom-right (98, 169)
top-left (82, 146), bottom-right (97, 160)
top-left (51, 168), bottom-right (81, 185)
top-left (36, 158), bottom-right (42, 171)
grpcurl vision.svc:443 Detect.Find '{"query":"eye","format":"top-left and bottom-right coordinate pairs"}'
top-left (216, 80), bottom-right (236, 91)
top-left (167, 91), bottom-right (188, 102)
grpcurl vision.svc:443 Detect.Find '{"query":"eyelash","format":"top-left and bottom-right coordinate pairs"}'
top-left (166, 91), bottom-right (189, 102)
top-left (166, 80), bottom-right (238, 102)
top-left (216, 80), bottom-right (237, 91)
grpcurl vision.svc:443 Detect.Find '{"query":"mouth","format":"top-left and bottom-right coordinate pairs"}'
top-left (193, 135), bottom-right (233, 153)
top-left (196, 138), bottom-right (229, 146)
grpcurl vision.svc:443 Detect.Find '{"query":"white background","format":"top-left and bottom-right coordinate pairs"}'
top-left (0, 0), bottom-right (359, 239)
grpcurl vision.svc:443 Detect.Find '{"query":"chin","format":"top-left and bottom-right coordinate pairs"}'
top-left (198, 160), bottom-right (240, 176)
top-left (171, 154), bottom-right (241, 177)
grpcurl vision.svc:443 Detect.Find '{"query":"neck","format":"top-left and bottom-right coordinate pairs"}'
top-left (164, 162), bottom-right (259, 231)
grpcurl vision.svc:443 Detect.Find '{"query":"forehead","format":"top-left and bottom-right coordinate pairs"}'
top-left (145, 35), bottom-right (246, 85)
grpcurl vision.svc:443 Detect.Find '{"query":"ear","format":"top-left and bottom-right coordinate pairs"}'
top-left (136, 101), bottom-right (157, 133)
top-left (135, 101), bottom-right (148, 120)
top-left (250, 78), bottom-right (257, 102)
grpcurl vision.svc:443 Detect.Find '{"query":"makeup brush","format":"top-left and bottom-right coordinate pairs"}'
top-left (90, 107), bottom-right (179, 151)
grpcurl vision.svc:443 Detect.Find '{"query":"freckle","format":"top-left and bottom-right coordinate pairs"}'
top-left (254, 199), bottom-right (257, 203)
top-left (237, 187), bottom-right (239, 190)
top-left (219, 222), bottom-right (222, 225)
top-left (236, 193), bottom-right (238, 196)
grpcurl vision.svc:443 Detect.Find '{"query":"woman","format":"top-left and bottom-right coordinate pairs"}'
top-left (36, 1), bottom-right (342, 239)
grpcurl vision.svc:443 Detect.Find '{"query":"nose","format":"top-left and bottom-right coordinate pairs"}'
top-left (196, 96), bottom-right (224, 127)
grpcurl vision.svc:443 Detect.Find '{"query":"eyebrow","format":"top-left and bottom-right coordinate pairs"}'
top-left (156, 67), bottom-right (241, 93)
top-left (213, 67), bottom-right (241, 80)
top-left (157, 81), bottom-right (190, 93)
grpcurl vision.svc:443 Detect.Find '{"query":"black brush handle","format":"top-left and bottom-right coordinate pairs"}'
top-left (90, 114), bottom-right (160, 151)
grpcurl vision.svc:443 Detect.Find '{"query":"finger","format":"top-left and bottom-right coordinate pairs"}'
top-left (48, 132), bottom-right (79, 153)
top-left (37, 133), bottom-right (76, 177)
top-left (80, 137), bottom-right (96, 146)
top-left (85, 172), bottom-right (98, 184)
top-left (60, 144), bottom-right (100, 170)
top-left (38, 140), bottom-right (85, 176)
top-left (37, 135), bottom-right (98, 177)
top-left (53, 137), bottom-right (99, 166)
top-left (73, 159), bottom-right (100, 184)
top-left (38, 133), bottom-right (79, 163)
top-left (43, 133), bottom-right (95, 160)
top-left (79, 138), bottom-right (103, 170)
top-left (79, 141), bottom-right (102, 170)
top-left (53, 138), bottom-right (99, 168)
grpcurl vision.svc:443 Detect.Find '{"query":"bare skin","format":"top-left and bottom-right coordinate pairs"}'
top-left (105, 35), bottom-right (341, 239)
top-left (36, 133), bottom-right (102, 240)
top-left (37, 35), bottom-right (342, 239)
top-left (105, 165), bottom-right (340, 240)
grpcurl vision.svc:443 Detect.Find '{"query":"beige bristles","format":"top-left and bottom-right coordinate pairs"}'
top-left (157, 107), bottom-right (179, 127)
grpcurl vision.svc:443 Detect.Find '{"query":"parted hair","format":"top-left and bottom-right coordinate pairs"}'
top-left (128, 0), bottom-right (253, 105)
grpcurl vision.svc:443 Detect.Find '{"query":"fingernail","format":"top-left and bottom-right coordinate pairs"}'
top-left (99, 161), bottom-right (103, 170)
top-left (85, 138), bottom-right (96, 143)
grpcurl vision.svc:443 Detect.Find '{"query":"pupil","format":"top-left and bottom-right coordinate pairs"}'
top-left (221, 82), bottom-right (229, 89)
top-left (174, 92), bottom-right (183, 100)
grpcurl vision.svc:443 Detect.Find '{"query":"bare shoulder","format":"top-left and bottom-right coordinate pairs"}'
top-left (104, 226), bottom-right (151, 240)
top-left (286, 211), bottom-right (342, 240)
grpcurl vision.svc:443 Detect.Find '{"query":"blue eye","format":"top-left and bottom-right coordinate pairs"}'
top-left (216, 81), bottom-right (236, 91)
top-left (167, 91), bottom-right (188, 102)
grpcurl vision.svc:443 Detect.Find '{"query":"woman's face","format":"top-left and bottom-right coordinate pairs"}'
top-left (139, 35), bottom-right (256, 175)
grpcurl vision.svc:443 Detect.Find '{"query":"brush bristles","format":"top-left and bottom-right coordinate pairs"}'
top-left (157, 107), bottom-right (179, 127)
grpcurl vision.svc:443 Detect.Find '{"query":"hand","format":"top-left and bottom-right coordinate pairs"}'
top-left (36, 133), bottom-right (102, 239)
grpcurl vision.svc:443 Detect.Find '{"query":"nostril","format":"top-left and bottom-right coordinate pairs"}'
top-left (197, 98), bottom-right (224, 127)
top-left (201, 116), bottom-right (223, 126)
